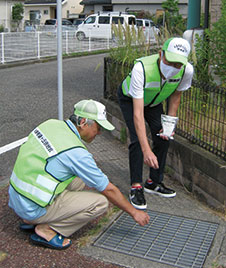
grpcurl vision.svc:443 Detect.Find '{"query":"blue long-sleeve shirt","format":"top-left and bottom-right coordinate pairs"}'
top-left (8, 120), bottom-right (109, 221)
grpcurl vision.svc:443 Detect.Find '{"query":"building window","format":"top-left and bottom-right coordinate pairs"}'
top-left (29, 10), bottom-right (41, 23)
top-left (103, 6), bottom-right (112, 12)
top-left (44, 10), bottom-right (48, 15)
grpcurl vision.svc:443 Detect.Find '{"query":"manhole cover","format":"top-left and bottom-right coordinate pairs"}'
top-left (94, 210), bottom-right (218, 268)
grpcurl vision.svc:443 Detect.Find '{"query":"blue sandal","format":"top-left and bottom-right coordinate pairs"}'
top-left (30, 233), bottom-right (71, 250)
top-left (20, 223), bottom-right (35, 231)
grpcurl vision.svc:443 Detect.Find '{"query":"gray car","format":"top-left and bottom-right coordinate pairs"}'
top-left (43, 19), bottom-right (76, 32)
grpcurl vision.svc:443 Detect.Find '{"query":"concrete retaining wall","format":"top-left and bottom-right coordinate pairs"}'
top-left (102, 98), bottom-right (226, 211)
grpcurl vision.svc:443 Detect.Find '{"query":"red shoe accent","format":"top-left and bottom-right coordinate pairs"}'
top-left (131, 185), bottom-right (142, 189)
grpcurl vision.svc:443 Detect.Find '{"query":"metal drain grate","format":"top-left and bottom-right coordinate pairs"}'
top-left (94, 210), bottom-right (218, 268)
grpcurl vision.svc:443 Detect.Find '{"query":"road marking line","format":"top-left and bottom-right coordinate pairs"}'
top-left (0, 137), bottom-right (28, 155)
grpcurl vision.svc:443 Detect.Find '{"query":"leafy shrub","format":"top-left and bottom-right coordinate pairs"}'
top-left (0, 25), bottom-right (4, 32)
top-left (207, 0), bottom-right (226, 84)
top-left (12, 3), bottom-right (24, 30)
top-left (161, 0), bottom-right (186, 35)
top-left (12, 3), bottom-right (24, 22)
top-left (192, 0), bottom-right (226, 85)
top-left (191, 34), bottom-right (213, 84)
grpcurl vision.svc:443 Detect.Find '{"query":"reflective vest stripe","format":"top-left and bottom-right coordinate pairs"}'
top-left (145, 81), bottom-right (160, 88)
top-left (32, 127), bottom-right (57, 157)
top-left (11, 172), bottom-right (53, 203)
top-left (36, 174), bottom-right (58, 191)
top-left (123, 79), bottom-right (129, 95)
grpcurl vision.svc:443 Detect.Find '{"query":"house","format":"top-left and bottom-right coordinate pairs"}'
top-left (0, 0), bottom-right (83, 31)
top-left (24, 0), bottom-right (83, 25)
top-left (79, 0), bottom-right (189, 17)
top-left (0, 0), bottom-right (24, 31)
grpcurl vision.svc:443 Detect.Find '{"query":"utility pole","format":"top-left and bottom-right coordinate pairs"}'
top-left (57, 0), bottom-right (63, 120)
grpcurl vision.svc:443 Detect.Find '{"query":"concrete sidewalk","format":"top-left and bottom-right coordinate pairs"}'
top-left (0, 130), bottom-right (225, 268)
top-left (83, 131), bottom-right (226, 268)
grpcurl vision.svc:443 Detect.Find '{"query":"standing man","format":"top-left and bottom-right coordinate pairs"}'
top-left (118, 37), bottom-right (194, 209)
top-left (8, 99), bottom-right (150, 250)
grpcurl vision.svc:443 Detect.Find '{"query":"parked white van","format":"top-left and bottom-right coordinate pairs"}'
top-left (76, 12), bottom-right (136, 40)
top-left (136, 18), bottom-right (160, 41)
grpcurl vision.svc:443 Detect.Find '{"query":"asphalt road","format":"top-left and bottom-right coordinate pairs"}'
top-left (0, 54), bottom-right (107, 185)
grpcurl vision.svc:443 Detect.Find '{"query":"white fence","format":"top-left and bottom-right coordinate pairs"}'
top-left (0, 31), bottom-right (115, 64)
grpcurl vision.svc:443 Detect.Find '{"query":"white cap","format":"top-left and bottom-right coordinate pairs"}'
top-left (162, 37), bottom-right (191, 65)
top-left (74, 99), bottom-right (115, 131)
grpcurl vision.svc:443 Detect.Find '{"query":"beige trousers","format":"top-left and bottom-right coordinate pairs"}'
top-left (30, 178), bottom-right (109, 237)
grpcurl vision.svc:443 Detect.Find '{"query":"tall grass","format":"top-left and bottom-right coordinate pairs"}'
top-left (106, 22), bottom-right (161, 101)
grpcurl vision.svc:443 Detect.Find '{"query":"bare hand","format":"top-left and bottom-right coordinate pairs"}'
top-left (143, 149), bottom-right (159, 169)
top-left (133, 210), bottom-right (150, 226)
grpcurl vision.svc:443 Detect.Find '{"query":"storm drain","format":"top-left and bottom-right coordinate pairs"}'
top-left (94, 210), bottom-right (218, 268)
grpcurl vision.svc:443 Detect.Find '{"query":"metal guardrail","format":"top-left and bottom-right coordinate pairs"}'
top-left (176, 80), bottom-right (226, 161)
top-left (0, 31), bottom-right (114, 64)
top-left (0, 28), bottom-right (158, 64)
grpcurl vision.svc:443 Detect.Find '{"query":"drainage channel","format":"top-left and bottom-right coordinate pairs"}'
top-left (93, 210), bottom-right (218, 268)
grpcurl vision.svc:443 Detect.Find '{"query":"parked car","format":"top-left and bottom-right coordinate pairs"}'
top-left (136, 18), bottom-right (150, 36)
top-left (76, 12), bottom-right (136, 40)
top-left (24, 20), bottom-right (37, 32)
top-left (136, 18), bottom-right (160, 40)
top-left (73, 19), bottom-right (84, 29)
top-left (43, 19), bottom-right (76, 32)
top-left (67, 18), bottom-right (84, 29)
top-left (149, 19), bottom-right (161, 34)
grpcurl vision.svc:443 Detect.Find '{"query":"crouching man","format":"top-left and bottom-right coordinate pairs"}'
top-left (8, 99), bottom-right (150, 250)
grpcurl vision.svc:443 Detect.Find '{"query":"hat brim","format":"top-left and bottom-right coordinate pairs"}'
top-left (165, 50), bottom-right (188, 65)
top-left (96, 119), bottom-right (115, 131)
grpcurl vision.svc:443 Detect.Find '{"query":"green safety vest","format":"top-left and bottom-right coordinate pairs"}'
top-left (10, 119), bottom-right (87, 207)
top-left (122, 54), bottom-right (185, 106)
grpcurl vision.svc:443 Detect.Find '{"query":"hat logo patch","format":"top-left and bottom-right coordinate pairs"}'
top-left (174, 44), bottom-right (188, 53)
